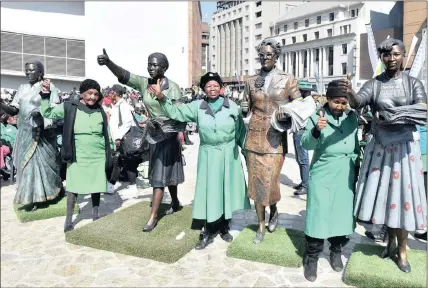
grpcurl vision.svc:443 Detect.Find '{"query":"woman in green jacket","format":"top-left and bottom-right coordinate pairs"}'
top-left (150, 72), bottom-right (250, 250)
top-left (300, 80), bottom-right (360, 282)
top-left (41, 79), bottom-right (114, 232)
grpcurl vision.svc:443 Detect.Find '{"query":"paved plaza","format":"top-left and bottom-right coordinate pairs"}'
top-left (1, 133), bottom-right (426, 287)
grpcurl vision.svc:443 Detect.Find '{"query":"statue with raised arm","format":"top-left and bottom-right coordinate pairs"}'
top-left (97, 49), bottom-right (184, 232)
top-left (0, 61), bottom-right (63, 210)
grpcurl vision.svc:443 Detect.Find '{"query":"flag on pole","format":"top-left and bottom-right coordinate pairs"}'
top-left (405, 35), bottom-right (419, 71)
top-left (409, 29), bottom-right (427, 78)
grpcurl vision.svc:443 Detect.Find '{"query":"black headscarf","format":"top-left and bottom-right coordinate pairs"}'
top-left (326, 80), bottom-right (349, 98)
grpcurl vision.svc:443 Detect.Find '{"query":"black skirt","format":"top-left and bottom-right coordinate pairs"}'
top-left (148, 133), bottom-right (185, 188)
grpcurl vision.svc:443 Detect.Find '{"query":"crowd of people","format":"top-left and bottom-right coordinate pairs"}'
top-left (0, 36), bottom-right (427, 283)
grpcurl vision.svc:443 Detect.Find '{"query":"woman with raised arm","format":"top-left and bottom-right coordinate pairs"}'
top-left (339, 38), bottom-right (427, 273)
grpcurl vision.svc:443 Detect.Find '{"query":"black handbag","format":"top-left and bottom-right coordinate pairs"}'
top-left (118, 104), bottom-right (149, 157)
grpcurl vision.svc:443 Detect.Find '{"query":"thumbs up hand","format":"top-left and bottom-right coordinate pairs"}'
top-left (316, 109), bottom-right (328, 131)
top-left (97, 48), bottom-right (110, 65)
top-left (339, 72), bottom-right (352, 94)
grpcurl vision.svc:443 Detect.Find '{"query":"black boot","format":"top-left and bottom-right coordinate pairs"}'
top-left (328, 236), bottom-right (348, 272)
top-left (220, 219), bottom-right (233, 243)
top-left (92, 206), bottom-right (100, 221)
top-left (303, 236), bottom-right (324, 282)
top-left (195, 230), bottom-right (214, 250)
top-left (64, 192), bottom-right (77, 233)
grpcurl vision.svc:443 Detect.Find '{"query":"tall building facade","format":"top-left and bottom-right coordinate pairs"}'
top-left (1, 1), bottom-right (202, 90)
top-left (201, 22), bottom-right (210, 75)
top-left (403, 0), bottom-right (427, 67)
top-left (209, 1), bottom-right (301, 85)
top-left (274, 1), bottom-right (403, 90)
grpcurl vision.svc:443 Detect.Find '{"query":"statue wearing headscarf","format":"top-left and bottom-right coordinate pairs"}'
top-left (0, 61), bottom-right (63, 210)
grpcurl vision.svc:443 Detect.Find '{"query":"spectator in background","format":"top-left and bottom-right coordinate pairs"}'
top-left (109, 84), bottom-right (140, 186)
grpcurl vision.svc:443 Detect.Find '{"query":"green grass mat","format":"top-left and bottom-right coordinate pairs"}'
top-left (66, 201), bottom-right (199, 263)
top-left (344, 244), bottom-right (427, 288)
top-left (226, 225), bottom-right (305, 268)
top-left (14, 195), bottom-right (78, 222)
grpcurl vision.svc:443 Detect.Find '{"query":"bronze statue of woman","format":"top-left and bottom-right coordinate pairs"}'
top-left (0, 61), bottom-right (63, 210)
top-left (98, 49), bottom-right (184, 232)
top-left (241, 39), bottom-right (301, 244)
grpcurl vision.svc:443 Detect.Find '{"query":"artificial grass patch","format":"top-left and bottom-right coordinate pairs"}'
top-left (65, 201), bottom-right (200, 263)
top-left (226, 225), bottom-right (305, 267)
top-left (14, 195), bottom-right (78, 222)
top-left (344, 244), bottom-right (427, 288)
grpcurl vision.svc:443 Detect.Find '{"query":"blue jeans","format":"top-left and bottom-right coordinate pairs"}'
top-left (293, 130), bottom-right (309, 188)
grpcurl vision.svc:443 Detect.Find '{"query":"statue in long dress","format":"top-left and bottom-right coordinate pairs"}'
top-left (0, 61), bottom-right (63, 210)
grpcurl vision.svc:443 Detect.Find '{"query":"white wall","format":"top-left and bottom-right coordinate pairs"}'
top-left (84, 2), bottom-right (189, 88)
top-left (0, 2), bottom-right (85, 39)
top-left (1, 74), bottom-right (81, 92)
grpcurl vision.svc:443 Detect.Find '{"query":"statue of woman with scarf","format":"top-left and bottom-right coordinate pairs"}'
top-left (0, 61), bottom-right (63, 210)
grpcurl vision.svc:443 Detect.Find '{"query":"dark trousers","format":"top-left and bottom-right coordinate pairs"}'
top-left (293, 130), bottom-right (310, 188)
top-left (121, 156), bottom-right (140, 183)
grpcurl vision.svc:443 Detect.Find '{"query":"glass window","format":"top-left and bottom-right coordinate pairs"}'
top-left (294, 22), bottom-right (298, 30)
top-left (329, 12), bottom-right (334, 21)
top-left (305, 19), bottom-right (309, 27)
top-left (317, 16), bottom-right (321, 24)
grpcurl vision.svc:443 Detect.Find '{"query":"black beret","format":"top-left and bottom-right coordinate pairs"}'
top-left (326, 80), bottom-right (348, 98)
top-left (200, 72), bottom-right (223, 89)
top-left (79, 79), bottom-right (101, 94)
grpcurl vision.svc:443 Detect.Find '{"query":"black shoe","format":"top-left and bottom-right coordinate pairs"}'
top-left (268, 210), bottom-right (278, 233)
top-left (366, 224), bottom-right (388, 242)
top-left (397, 258), bottom-right (411, 273)
top-left (330, 250), bottom-right (344, 272)
top-left (64, 224), bottom-right (74, 233)
top-left (195, 233), bottom-right (214, 250)
top-left (414, 231), bottom-right (427, 241)
top-left (293, 183), bottom-right (303, 190)
top-left (220, 232), bottom-right (233, 243)
top-left (142, 219), bottom-right (158, 232)
top-left (92, 207), bottom-right (100, 221)
top-left (381, 238), bottom-right (397, 259)
top-left (165, 201), bottom-right (182, 215)
top-left (294, 187), bottom-right (307, 196)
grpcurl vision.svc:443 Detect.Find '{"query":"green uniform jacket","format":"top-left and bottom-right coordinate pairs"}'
top-left (160, 96), bottom-right (250, 222)
top-left (301, 108), bottom-right (359, 239)
top-left (41, 100), bottom-right (114, 194)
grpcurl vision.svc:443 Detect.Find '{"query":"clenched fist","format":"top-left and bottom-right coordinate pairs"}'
top-left (97, 48), bottom-right (110, 66)
top-left (316, 110), bottom-right (328, 131)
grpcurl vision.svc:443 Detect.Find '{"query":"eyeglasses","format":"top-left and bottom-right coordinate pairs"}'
top-left (258, 53), bottom-right (275, 59)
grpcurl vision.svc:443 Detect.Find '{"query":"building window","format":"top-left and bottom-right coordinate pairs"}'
top-left (348, 24), bottom-right (351, 33)
top-left (256, 1), bottom-right (262, 7)
top-left (245, 59), bottom-right (249, 64)
top-left (256, 11), bottom-right (262, 18)
top-left (282, 39), bottom-right (285, 46)
top-left (246, 5), bottom-right (249, 11)
top-left (328, 46), bottom-right (334, 76)
top-left (255, 34), bottom-right (262, 41)
top-left (303, 34), bottom-right (307, 41)
top-left (292, 36), bottom-right (296, 43)
top-left (342, 63), bottom-right (347, 75)
top-left (245, 48), bottom-right (249, 54)
top-left (314, 31), bottom-right (319, 39)
top-left (283, 24), bottom-right (287, 32)
top-left (317, 16), bottom-right (321, 24)
top-left (342, 44), bottom-right (347, 54)
top-left (343, 25), bottom-right (348, 34)
top-left (238, 8), bottom-right (242, 13)
top-left (276, 27), bottom-right (280, 35)
top-left (305, 19), bottom-right (309, 27)
top-left (233, 10), bottom-right (236, 15)
top-left (255, 23), bottom-right (262, 29)
top-left (329, 12), bottom-right (334, 21)
top-left (212, 45), bottom-right (215, 51)
top-left (245, 70), bottom-right (248, 75)
top-left (245, 15), bottom-right (249, 21)
top-left (0, 31), bottom-right (85, 77)
top-left (245, 37), bottom-right (249, 43)
top-left (351, 9), bottom-right (355, 17)
top-left (270, 27), bottom-right (274, 36)
top-left (245, 26), bottom-right (249, 32)
top-left (327, 29), bottom-right (333, 37)
top-left (315, 48), bottom-right (320, 61)
top-left (294, 22), bottom-right (298, 30)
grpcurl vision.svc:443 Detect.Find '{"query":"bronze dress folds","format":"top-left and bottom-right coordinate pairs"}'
top-left (243, 68), bottom-right (301, 206)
